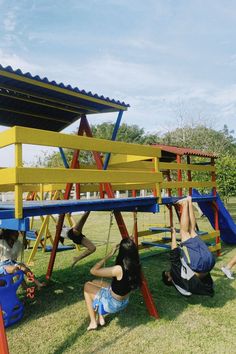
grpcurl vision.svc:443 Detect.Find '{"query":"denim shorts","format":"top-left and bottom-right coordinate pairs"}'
top-left (0, 260), bottom-right (17, 275)
top-left (93, 287), bottom-right (129, 314)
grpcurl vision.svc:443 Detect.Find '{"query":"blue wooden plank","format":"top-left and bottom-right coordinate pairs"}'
top-left (141, 241), bottom-right (171, 249)
top-left (0, 197), bottom-right (159, 219)
top-left (0, 218), bottom-right (30, 231)
top-left (161, 196), bottom-right (216, 205)
top-left (45, 245), bottom-right (75, 252)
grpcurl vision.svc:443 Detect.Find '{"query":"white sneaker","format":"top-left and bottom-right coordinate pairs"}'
top-left (221, 266), bottom-right (234, 280)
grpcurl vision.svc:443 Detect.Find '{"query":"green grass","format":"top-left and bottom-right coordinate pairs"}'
top-left (5, 201), bottom-right (236, 354)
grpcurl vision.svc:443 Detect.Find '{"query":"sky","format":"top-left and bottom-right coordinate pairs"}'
top-left (0, 0), bottom-right (236, 164)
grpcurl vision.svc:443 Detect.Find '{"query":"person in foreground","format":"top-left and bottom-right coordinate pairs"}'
top-left (0, 229), bottom-right (45, 290)
top-left (162, 196), bottom-right (215, 296)
top-left (221, 253), bottom-right (236, 279)
top-left (84, 237), bottom-right (142, 331)
top-left (64, 211), bottom-right (96, 267)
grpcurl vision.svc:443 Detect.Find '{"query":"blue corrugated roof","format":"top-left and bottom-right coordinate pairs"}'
top-left (0, 64), bottom-right (129, 132)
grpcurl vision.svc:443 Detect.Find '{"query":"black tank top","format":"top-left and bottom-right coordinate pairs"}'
top-left (111, 265), bottom-right (132, 296)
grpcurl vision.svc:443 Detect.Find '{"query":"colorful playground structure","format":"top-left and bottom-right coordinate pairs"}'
top-left (0, 65), bottom-right (236, 353)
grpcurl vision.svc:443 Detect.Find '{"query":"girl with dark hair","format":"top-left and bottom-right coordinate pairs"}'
top-left (0, 229), bottom-right (45, 290)
top-left (84, 237), bottom-right (141, 331)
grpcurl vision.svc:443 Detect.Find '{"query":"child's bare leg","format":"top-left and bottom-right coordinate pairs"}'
top-left (84, 281), bottom-right (100, 330)
top-left (187, 196), bottom-right (197, 237)
top-left (72, 238), bottom-right (96, 267)
top-left (227, 254), bottom-right (236, 270)
top-left (74, 211), bottom-right (90, 233)
top-left (177, 199), bottom-right (191, 242)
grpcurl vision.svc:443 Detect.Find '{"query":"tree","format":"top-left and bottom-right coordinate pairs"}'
top-left (91, 122), bottom-right (160, 144)
top-left (216, 155), bottom-right (236, 200)
top-left (162, 124), bottom-right (236, 155)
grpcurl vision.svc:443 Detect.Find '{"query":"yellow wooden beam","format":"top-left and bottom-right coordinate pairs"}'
top-left (15, 167), bottom-right (163, 184)
top-left (13, 126), bottom-right (162, 157)
top-left (0, 127), bottom-right (15, 148)
top-left (0, 183), bottom-right (67, 192)
top-left (0, 168), bottom-right (16, 184)
top-left (159, 162), bottom-right (216, 172)
top-left (109, 155), bottom-right (153, 164)
top-left (79, 182), bottom-right (156, 193)
top-left (107, 161), bottom-right (153, 170)
top-left (161, 181), bottom-right (217, 189)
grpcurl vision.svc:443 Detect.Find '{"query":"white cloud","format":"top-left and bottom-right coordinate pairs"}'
top-left (3, 9), bottom-right (17, 32)
top-left (0, 49), bottom-right (41, 74)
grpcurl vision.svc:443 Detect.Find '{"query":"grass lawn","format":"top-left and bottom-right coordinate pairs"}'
top-left (5, 199), bottom-right (236, 354)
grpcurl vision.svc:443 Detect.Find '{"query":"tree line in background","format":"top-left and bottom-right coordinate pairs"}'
top-left (35, 122), bottom-right (236, 199)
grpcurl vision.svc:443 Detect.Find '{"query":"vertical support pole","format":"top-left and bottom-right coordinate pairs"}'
top-left (102, 110), bottom-right (123, 198)
top-left (0, 305), bottom-right (9, 354)
top-left (177, 155), bottom-right (182, 197)
top-left (132, 201), bottom-right (159, 319)
top-left (187, 155), bottom-right (192, 196)
top-left (140, 276), bottom-right (159, 319)
top-left (15, 143), bottom-right (23, 218)
top-left (212, 201), bottom-right (221, 256)
top-left (59, 147), bottom-right (70, 168)
top-left (103, 110), bottom-right (123, 170)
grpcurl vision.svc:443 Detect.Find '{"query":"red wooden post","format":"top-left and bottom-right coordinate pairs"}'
top-left (211, 157), bottom-right (221, 256)
top-left (0, 306), bottom-right (9, 354)
top-left (212, 200), bottom-right (221, 256)
top-left (132, 202), bottom-right (159, 319)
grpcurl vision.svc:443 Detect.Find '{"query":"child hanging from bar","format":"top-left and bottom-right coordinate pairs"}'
top-left (0, 229), bottom-right (45, 290)
top-left (162, 196), bottom-right (215, 296)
